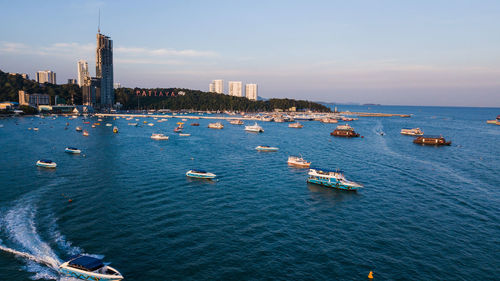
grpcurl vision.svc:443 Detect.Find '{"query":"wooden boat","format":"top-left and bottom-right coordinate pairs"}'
top-left (413, 135), bottom-right (451, 146)
top-left (330, 124), bottom-right (360, 137)
top-left (401, 128), bottom-right (424, 136)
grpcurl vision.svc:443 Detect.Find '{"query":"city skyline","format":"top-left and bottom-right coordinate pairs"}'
top-left (1, 0), bottom-right (499, 107)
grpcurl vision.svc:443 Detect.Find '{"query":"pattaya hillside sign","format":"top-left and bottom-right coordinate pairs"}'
top-left (135, 89), bottom-right (185, 97)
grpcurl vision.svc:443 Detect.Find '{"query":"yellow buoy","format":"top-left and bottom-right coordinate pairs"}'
top-left (368, 271), bottom-right (374, 279)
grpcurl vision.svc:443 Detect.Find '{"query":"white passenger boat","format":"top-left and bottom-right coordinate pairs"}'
top-left (186, 169), bottom-right (217, 179)
top-left (255, 145), bottom-right (278, 152)
top-left (36, 159), bottom-right (57, 168)
top-left (245, 123), bottom-right (264, 132)
top-left (65, 147), bottom-right (81, 154)
top-left (59, 255), bottom-right (123, 281)
top-left (208, 122), bottom-right (224, 129)
top-left (151, 133), bottom-right (169, 140)
top-left (400, 128), bottom-right (424, 136)
top-left (307, 168), bottom-right (363, 191)
top-left (287, 156), bottom-right (311, 168)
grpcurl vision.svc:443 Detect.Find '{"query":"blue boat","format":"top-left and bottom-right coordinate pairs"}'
top-left (59, 255), bottom-right (123, 281)
top-left (186, 169), bottom-right (216, 179)
top-left (307, 168), bottom-right (363, 191)
top-left (65, 147), bottom-right (81, 154)
top-left (36, 159), bottom-right (57, 168)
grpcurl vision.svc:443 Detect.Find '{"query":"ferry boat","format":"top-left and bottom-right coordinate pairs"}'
top-left (191, 123), bottom-right (200, 126)
top-left (75, 126), bottom-right (82, 132)
top-left (307, 168), bottom-right (363, 191)
top-left (288, 122), bottom-right (303, 128)
top-left (245, 123), bottom-right (264, 132)
top-left (400, 128), bottom-right (424, 136)
top-left (36, 159), bottom-right (57, 168)
top-left (208, 122), bottom-right (224, 129)
top-left (230, 119), bottom-right (244, 125)
top-left (83, 130), bottom-right (89, 136)
top-left (59, 255), bottom-right (123, 281)
top-left (65, 147), bottom-right (81, 154)
top-left (287, 156), bottom-right (311, 168)
top-left (413, 135), bottom-right (451, 146)
top-left (330, 124), bottom-right (360, 137)
top-left (320, 118), bottom-right (338, 124)
top-left (151, 133), bottom-right (169, 140)
top-left (113, 126), bottom-right (118, 133)
top-left (186, 169), bottom-right (216, 179)
top-left (255, 145), bottom-right (279, 152)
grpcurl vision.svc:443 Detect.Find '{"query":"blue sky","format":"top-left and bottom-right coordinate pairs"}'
top-left (1, 0), bottom-right (499, 106)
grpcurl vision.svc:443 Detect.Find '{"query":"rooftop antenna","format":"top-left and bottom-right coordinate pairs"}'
top-left (98, 9), bottom-right (100, 33)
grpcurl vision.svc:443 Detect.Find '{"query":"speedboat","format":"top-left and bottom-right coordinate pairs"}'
top-left (65, 147), bottom-right (81, 154)
top-left (186, 169), bottom-right (217, 179)
top-left (151, 133), bottom-right (169, 140)
top-left (400, 128), bottom-right (424, 136)
top-left (208, 122), bottom-right (224, 129)
top-left (76, 126), bottom-right (82, 132)
top-left (33, 127), bottom-right (39, 131)
top-left (59, 255), bottom-right (123, 281)
top-left (245, 123), bottom-right (264, 133)
top-left (179, 133), bottom-right (191, 136)
top-left (288, 122), bottom-right (303, 128)
top-left (255, 145), bottom-right (278, 152)
top-left (230, 119), bottom-right (244, 125)
top-left (36, 159), bottom-right (57, 168)
top-left (307, 168), bottom-right (363, 191)
top-left (288, 156), bottom-right (311, 168)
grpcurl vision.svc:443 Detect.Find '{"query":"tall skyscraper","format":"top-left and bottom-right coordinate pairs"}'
top-left (209, 82), bottom-right (215, 93)
top-left (228, 81), bottom-right (242, 97)
top-left (96, 31), bottom-right (114, 107)
top-left (245, 84), bottom-right (258, 100)
top-left (82, 77), bottom-right (100, 107)
top-left (77, 60), bottom-right (89, 87)
top-left (36, 70), bottom-right (56, 84)
top-left (210, 79), bottom-right (224, 94)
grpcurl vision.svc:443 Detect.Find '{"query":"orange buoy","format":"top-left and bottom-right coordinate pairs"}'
top-left (68, 199), bottom-right (73, 203)
top-left (368, 271), bottom-right (373, 279)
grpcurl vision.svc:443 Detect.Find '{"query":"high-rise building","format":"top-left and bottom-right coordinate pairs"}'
top-left (77, 60), bottom-right (89, 87)
top-left (36, 70), bottom-right (56, 84)
top-left (82, 77), bottom-right (100, 107)
top-left (210, 79), bottom-right (224, 94)
top-left (228, 81), bottom-right (242, 97)
top-left (96, 31), bottom-right (114, 107)
top-left (245, 83), bottom-right (258, 100)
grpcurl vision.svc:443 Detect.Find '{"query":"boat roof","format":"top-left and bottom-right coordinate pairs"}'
top-left (310, 167), bottom-right (344, 173)
top-left (66, 147), bottom-right (78, 150)
top-left (418, 135), bottom-right (444, 138)
top-left (40, 159), bottom-right (54, 163)
top-left (68, 255), bottom-right (104, 271)
top-left (191, 169), bottom-right (207, 173)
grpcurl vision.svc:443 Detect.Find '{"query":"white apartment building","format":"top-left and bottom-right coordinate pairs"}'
top-left (228, 81), bottom-right (242, 97)
top-left (245, 83), bottom-right (258, 100)
top-left (209, 79), bottom-right (224, 94)
top-left (77, 60), bottom-right (89, 87)
top-left (36, 70), bottom-right (56, 84)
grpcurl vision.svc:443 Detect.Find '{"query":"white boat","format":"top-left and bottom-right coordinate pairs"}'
top-left (287, 156), bottom-right (311, 168)
top-left (36, 160), bottom-right (57, 168)
top-left (182, 118), bottom-right (188, 121)
top-left (98, 119), bottom-right (103, 121)
top-left (76, 126), bottom-right (82, 131)
top-left (208, 122), bottom-right (224, 129)
top-left (128, 123), bottom-right (138, 126)
top-left (307, 168), bottom-right (363, 191)
top-left (400, 128), bottom-right (424, 136)
top-left (148, 123), bottom-right (155, 126)
top-left (186, 169), bottom-right (216, 179)
top-left (179, 133), bottom-right (191, 136)
top-left (106, 123), bottom-right (112, 127)
top-left (255, 145), bottom-right (278, 151)
top-left (65, 147), bottom-right (81, 154)
top-left (33, 127), bottom-right (39, 131)
top-left (288, 122), bottom-right (303, 128)
top-left (113, 126), bottom-right (118, 133)
top-left (151, 133), bottom-right (169, 140)
top-left (229, 119), bottom-right (244, 125)
top-left (320, 118), bottom-right (338, 124)
top-left (59, 255), bottom-right (123, 281)
top-left (83, 130), bottom-right (89, 136)
top-left (245, 123), bottom-right (264, 132)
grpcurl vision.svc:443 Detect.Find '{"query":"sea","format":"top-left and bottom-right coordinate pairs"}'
top-left (0, 105), bottom-right (498, 280)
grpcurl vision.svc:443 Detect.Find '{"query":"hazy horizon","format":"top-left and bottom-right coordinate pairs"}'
top-left (1, 0), bottom-right (499, 107)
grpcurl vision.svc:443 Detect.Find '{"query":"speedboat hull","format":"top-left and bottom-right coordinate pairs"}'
top-left (36, 161), bottom-right (57, 168)
top-left (307, 178), bottom-right (361, 191)
top-left (255, 146), bottom-right (278, 152)
top-left (65, 148), bottom-right (81, 154)
top-left (59, 264), bottom-right (123, 281)
top-left (186, 170), bottom-right (216, 179)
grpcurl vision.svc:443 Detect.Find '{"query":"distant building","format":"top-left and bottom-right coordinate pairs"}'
top-left (0, 102), bottom-right (17, 110)
top-left (114, 82), bottom-right (121, 89)
top-left (210, 79), bottom-right (224, 94)
top-left (228, 81), bottom-right (242, 97)
top-left (8, 73), bottom-right (29, 79)
top-left (77, 60), bottom-right (89, 87)
top-left (82, 77), bottom-right (100, 107)
top-left (18, 90), bottom-right (50, 106)
top-left (67, 79), bottom-right (77, 85)
top-left (245, 83), bottom-right (258, 100)
top-left (96, 31), bottom-right (114, 107)
top-left (36, 70), bottom-right (56, 84)
top-left (178, 91), bottom-right (186, 96)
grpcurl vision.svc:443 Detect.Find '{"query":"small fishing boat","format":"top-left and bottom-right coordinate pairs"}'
top-left (33, 127), bottom-right (39, 131)
top-left (65, 147), bottom-right (81, 154)
top-left (186, 169), bottom-right (217, 179)
top-left (83, 130), bottom-right (89, 136)
top-left (288, 156), bottom-right (311, 168)
top-left (151, 133), bottom-right (169, 140)
top-left (307, 168), bottom-right (363, 191)
top-left (128, 123), bottom-right (138, 126)
top-left (179, 133), bottom-right (191, 136)
top-left (174, 126), bottom-right (182, 133)
top-left (288, 122), bottom-right (303, 128)
top-left (341, 116), bottom-right (358, 121)
top-left (400, 128), bottom-right (424, 136)
top-left (36, 159), bottom-right (57, 168)
top-left (148, 123), bottom-right (155, 126)
top-left (330, 124), bottom-right (360, 137)
top-left (255, 145), bottom-right (279, 152)
top-left (106, 123), bottom-right (112, 127)
top-left (113, 126), bottom-right (118, 133)
top-left (182, 118), bottom-right (188, 121)
top-left (91, 125), bottom-right (96, 128)
top-left (191, 123), bottom-right (200, 126)
top-left (208, 122), bottom-right (224, 129)
top-left (98, 118), bottom-right (103, 121)
top-left (76, 126), bottom-right (82, 132)
top-left (230, 119), bottom-right (244, 125)
top-left (59, 255), bottom-right (123, 281)
top-left (413, 135), bottom-right (451, 146)
top-left (245, 123), bottom-right (264, 132)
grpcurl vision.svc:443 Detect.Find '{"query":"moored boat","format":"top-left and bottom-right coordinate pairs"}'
top-left (401, 128), bottom-right (424, 136)
top-left (413, 135), bottom-right (451, 146)
top-left (307, 168), bottom-right (363, 191)
top-left (245, 123), bottom-right (264, 132)
top-left (320, 118), bottom-right (338, 124)
top-left (59, 255), bottom-right (123, 281)
top-left (106, 123), bottom-right (112, 127)
top-left (288, 122), bottom-right (303, 128)
top-left (65, 147), bottom-right (81, 154)
top-left (288, 156), bottom-right (311, 168)
top-left (191, 123), bottom-right (200, 126)
top-left (179, 133), bottom-right (191, 136)
top-left (208, 122), bottom-right (224, 129)
top-left (75, 126), bottom-right (82, 132)
top-left (330, 124), bottom-right (360, 137)
top-left (186, 169), bottom-right (216, 179)
top-left (36, 159), bottom-right (57, 168)
top-left (230, 119), bottom-right (244, 125)
top-left (174, 126), bottom-right (182, 133)
top-left (255, 145), bottom-right (279, 152)
top-left (83, 130), bottom-right (89, 136)
top-left (151, 133), bottom-right (169, 140)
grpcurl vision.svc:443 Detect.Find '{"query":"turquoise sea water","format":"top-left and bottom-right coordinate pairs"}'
top-left (0, 105), bottom-right (499, 280)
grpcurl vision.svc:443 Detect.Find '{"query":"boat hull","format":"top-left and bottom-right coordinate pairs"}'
top-left (60, 267), bottom-right (123, 281)
top-left (330, 130), bottom-right (360, 137)
top-left (307, 178), bottom-right (359, 191)
top-left (36, 161), bottom-right (57, 168)
top-left (65, 149), bottom-right (81, 154)
top-left (186, 172), bottom-right (216, 179)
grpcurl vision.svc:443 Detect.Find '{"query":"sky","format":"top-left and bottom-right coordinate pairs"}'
top-left (0, 0), bottom-right (499, 107)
